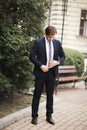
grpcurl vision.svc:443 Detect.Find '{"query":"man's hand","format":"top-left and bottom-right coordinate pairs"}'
top-left (40, 65), bottom-right (49, 72)
top-left (48, 60), bottom-right (59, 68)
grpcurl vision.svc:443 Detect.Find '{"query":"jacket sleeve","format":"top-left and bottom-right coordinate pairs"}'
top-left (29, 40), bottom-right (42, 67)
top-left (58, 41), bottom-right (66, 64)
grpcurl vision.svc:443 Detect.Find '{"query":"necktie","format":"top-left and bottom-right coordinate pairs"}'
top-left (49, 42), bottom-right (51, 62)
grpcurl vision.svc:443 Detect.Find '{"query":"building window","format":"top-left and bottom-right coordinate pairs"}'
top-left (80, 10), bottom-right (87, 37)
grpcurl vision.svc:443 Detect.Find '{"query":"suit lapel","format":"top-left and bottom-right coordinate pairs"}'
top-left (53, 40), bottom-right (56, 58)
top-left (42, 37), bottom-right (47, 60)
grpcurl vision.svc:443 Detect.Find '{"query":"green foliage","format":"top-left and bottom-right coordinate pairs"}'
top-left (0, 72), bottom-right (14, 96)
top-left (63, 48), bottom-right (84, 76)
top-left (0, 26), bottom-right (33, 92)
top-left (0, 0), bottom-right (50, 38)
top-left (0, 0), bottom-right (50, 96)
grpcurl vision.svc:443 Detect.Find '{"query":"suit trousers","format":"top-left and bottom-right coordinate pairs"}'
top-left (31, 69), bottom-right (55, 118)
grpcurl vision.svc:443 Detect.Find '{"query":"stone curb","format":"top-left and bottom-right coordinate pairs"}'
top-left (0, 106), bottom-right (31, 130)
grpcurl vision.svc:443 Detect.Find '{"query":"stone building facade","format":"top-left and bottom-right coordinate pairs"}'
top-left (48, 0), bottom-right (87, 57)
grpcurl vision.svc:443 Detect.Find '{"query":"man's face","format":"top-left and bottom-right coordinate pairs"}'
top-left (46, 35), bottom-right (55, 42)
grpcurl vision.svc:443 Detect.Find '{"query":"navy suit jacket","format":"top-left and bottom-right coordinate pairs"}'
top-left (29, 37), bottom-right (65, 78)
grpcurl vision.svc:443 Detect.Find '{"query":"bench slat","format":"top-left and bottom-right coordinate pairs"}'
top-left (59, 69), bottom-right (76, 73)
top-left (59, 65), bottom-right (75, 70)
top-left (59, 76), bottom-right (82, 83)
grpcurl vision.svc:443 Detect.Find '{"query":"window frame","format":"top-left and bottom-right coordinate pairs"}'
top-left (79, 9), bottom-right (87, 37)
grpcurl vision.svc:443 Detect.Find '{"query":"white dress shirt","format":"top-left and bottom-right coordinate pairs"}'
top-left (45, 37), bottom-right (54, 67)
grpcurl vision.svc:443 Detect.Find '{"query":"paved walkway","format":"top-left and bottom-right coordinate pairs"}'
top-left (1, 85), bottom-right (87, 130)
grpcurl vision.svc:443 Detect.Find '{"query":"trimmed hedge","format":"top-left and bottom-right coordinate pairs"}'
top-left (63, 48), bottom-right (84, 76)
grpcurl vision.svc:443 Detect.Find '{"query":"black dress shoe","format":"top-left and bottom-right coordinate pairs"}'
top-left (46, 117), bottom-right (55, 125)
top-left (31, 117), bottom-right (37, 125)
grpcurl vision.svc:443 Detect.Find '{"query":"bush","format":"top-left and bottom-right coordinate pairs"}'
top-left (0, 0), bottom-right (50, 96)
top-left (63, 48), bottom-right (84, 76)
top-left (0, 72), bottom-right (14, 97)
top-left (0, 27), bottom-right (33, 95)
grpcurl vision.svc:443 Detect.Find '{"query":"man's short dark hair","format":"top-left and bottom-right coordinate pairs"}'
top-left (45, 25), bottom-right (57, 36)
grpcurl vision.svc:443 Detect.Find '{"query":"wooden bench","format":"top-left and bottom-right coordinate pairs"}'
top-left (42, 65), bottom-right (87, 94)
top-left (57, 65), bottom-right (87, 89)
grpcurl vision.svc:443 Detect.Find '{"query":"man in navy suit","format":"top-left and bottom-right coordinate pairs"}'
top-left (29, 25), bottom-right (65, 125)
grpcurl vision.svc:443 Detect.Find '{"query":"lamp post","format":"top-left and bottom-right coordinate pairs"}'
top-left (48, 0), bottom-right (52, 25)
top-left (61, 0), bottom-right (68, 43)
